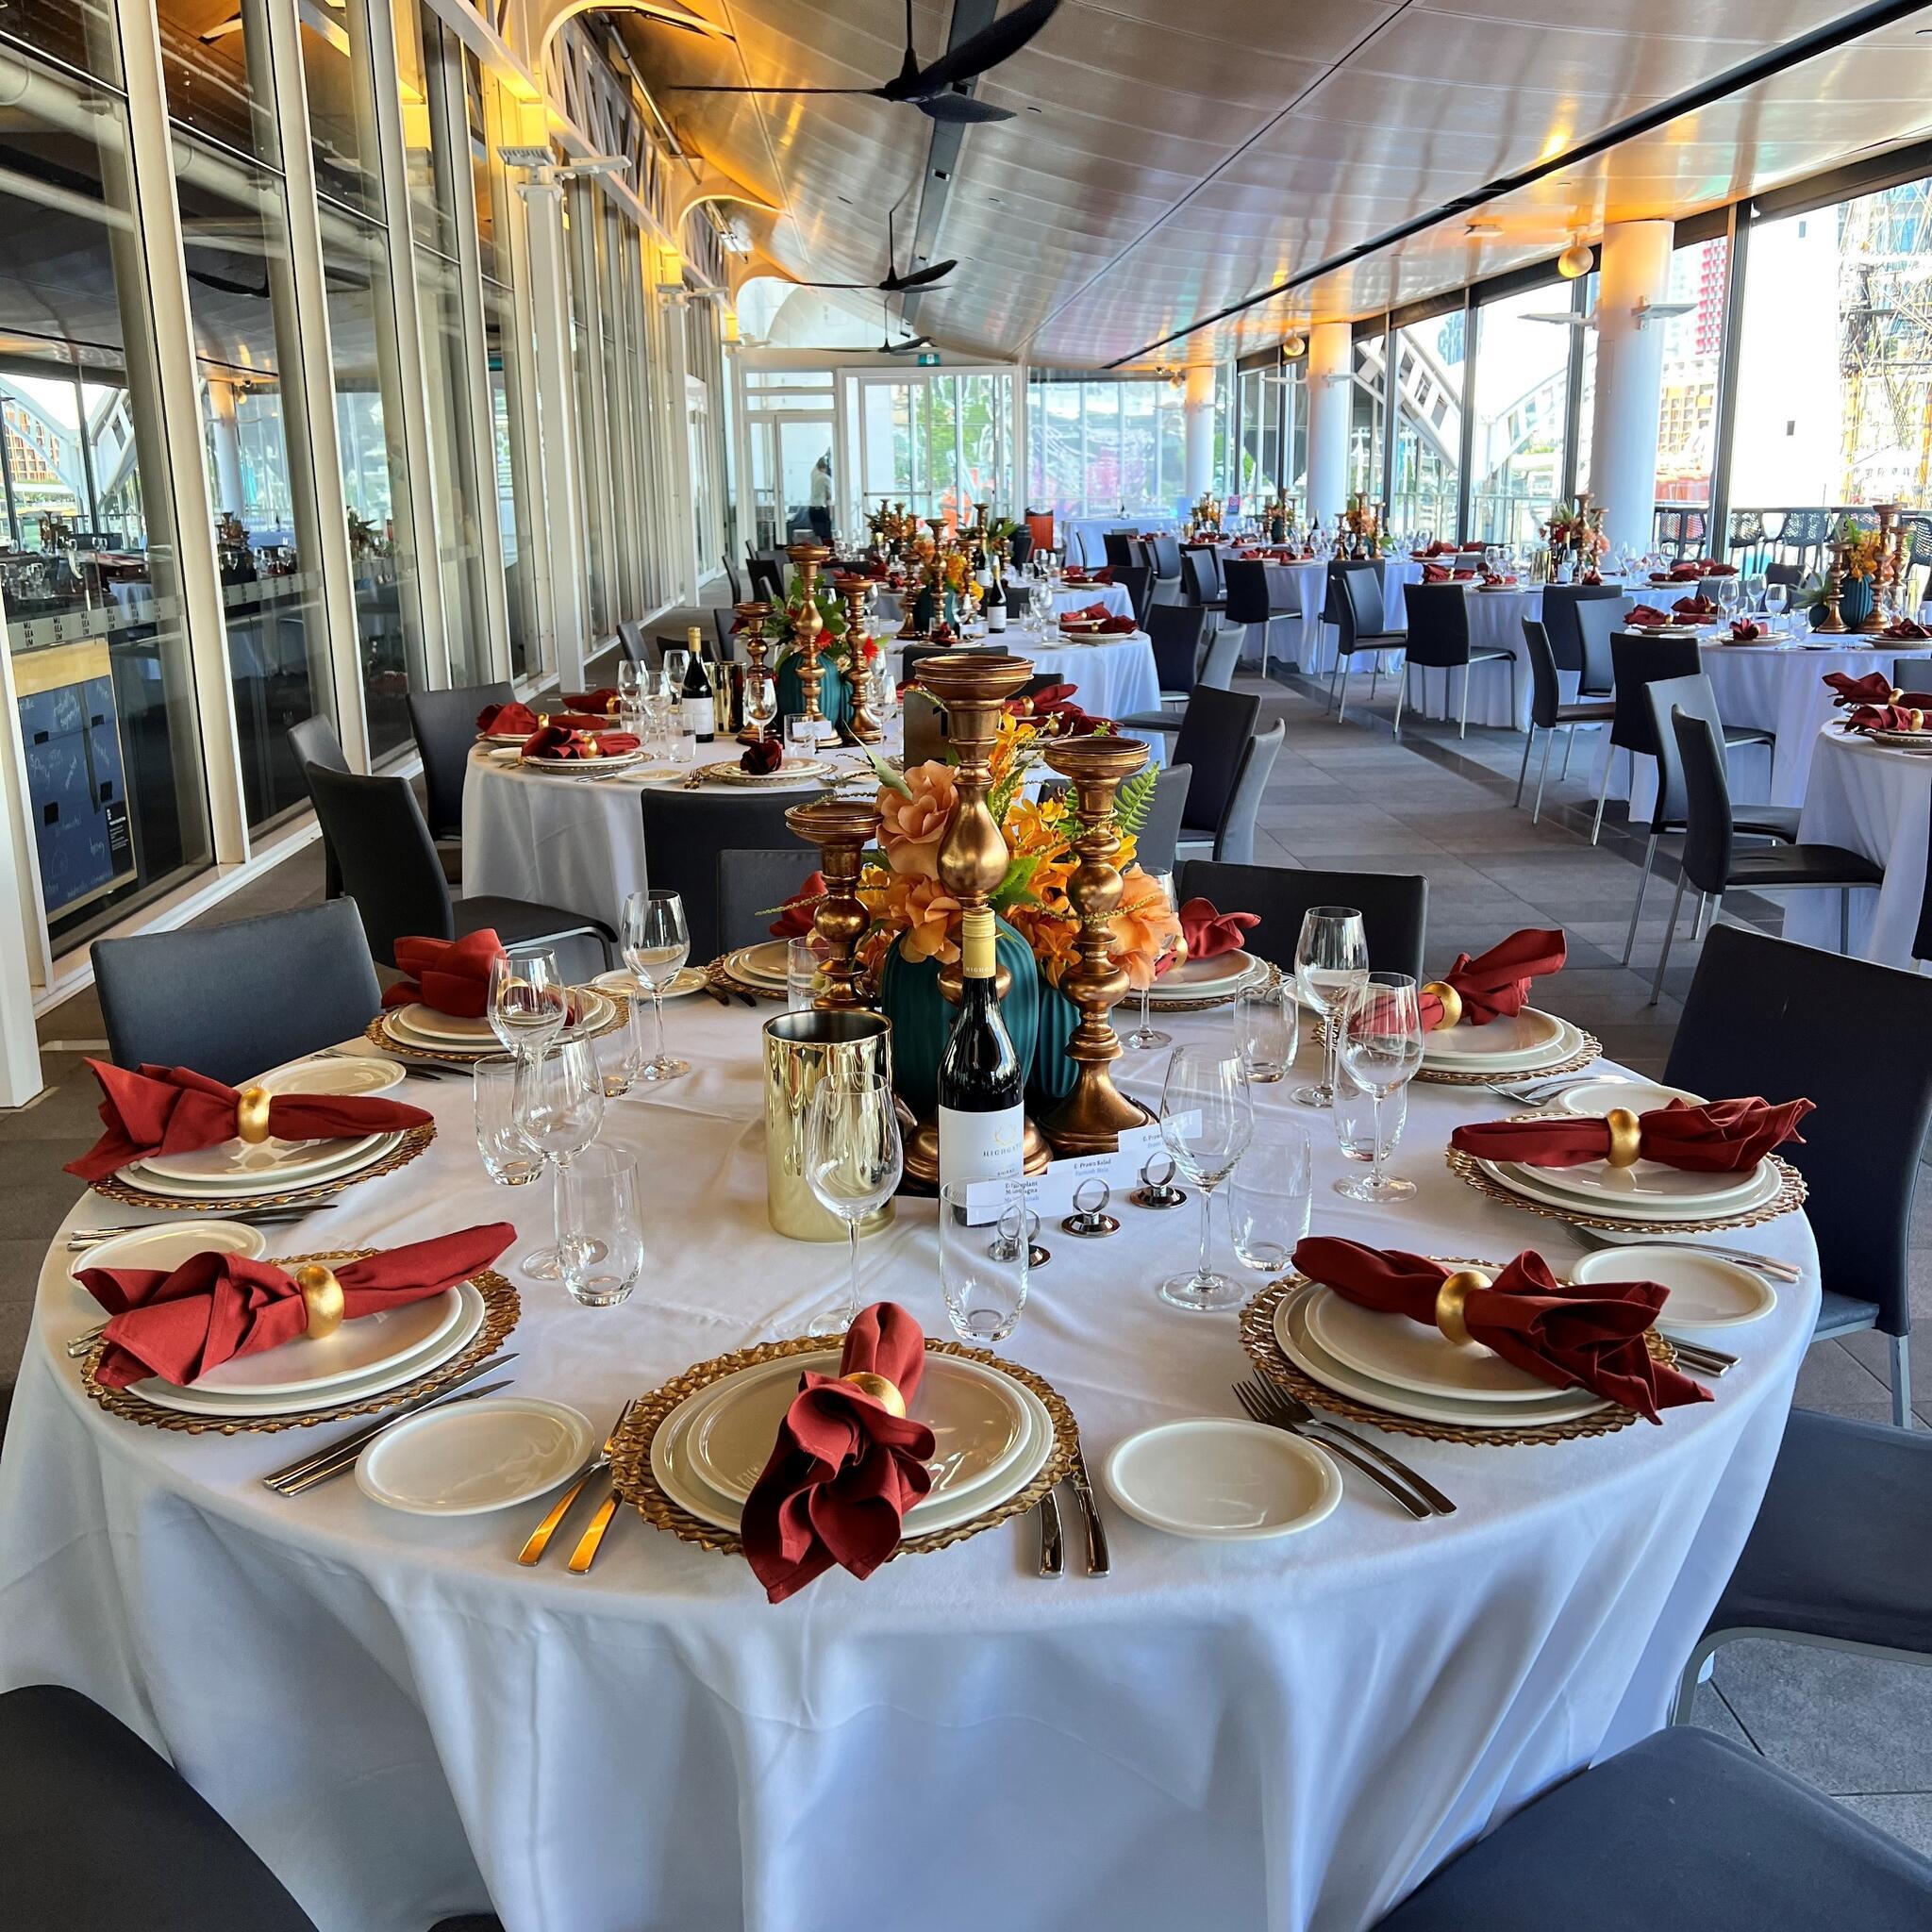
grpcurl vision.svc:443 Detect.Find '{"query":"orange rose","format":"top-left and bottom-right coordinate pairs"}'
top-left (1108, 865), bottom-right (1182, 991)
top-left (862, 871), bottom-right (961, 965)
top-left (876, 760), bottom-right (957, 879)
top-left (1009, 903), bottom-right (1079, 986)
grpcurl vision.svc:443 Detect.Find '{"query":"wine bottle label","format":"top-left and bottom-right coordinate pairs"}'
top-left (987, 604), bottom-right (1007, 631)
top-left (686, 695), bottom-right (715, 739)
top-left (938, 1104), bottom-right (1025, 1187)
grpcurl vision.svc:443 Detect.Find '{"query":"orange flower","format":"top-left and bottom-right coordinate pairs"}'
top-left (1108, 864), bottom-right (1183, 991)
top-left (1008, 902), bottom-right (1080, 986)
top-left (862, 871), bottom-right (962, 965)
top-left (876, 760), bottom-right (957, 879)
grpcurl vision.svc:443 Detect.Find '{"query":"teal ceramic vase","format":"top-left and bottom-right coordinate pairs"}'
top-left (1840, 575), bottom-right (1874, 627)
top-left (1029, 974), bottom-right (1081, 1110)
top-left (775, 650), bottom-right (853, 734)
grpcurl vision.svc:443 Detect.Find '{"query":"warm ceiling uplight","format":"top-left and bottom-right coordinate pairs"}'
top-left (1557, 239), bottom-right (1594, 279)
top-left (1281, 332), bottom-right (1307, 358)
top-left (722, 308), bottom-right (740, 344)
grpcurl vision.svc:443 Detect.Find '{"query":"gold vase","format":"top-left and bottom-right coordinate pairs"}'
top-left (783, 793), bottom-right (881, 1009)
top-left (833, 574), bottom-right (882, 743)
top-left (1868, 504), bottom-right (1901, 630)
top-left (1039, 733), bottom-right (1157, 1156)
top-left (762, 1010), bottom-right (894, 1241)
top-left (786, 541), bottom-right (832, 730)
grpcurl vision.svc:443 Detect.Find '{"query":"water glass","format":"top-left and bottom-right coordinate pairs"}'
top-left (472, 1055), bottom-right (541, 1187)
top-left (1228, 1127), bottom-right (1314, 1273)
top-left (1334, 972), bottom-right (1424, 1202)
top-left (489, 948), bottom-right (568, 1059)
top-left (593, 997), bottom-right (649, 1098)
top-left (806, 1073), bottom-right (903, 1337)
top-left (1235, 982), bottom-right (1298, 1083)
top-left (1158, 1044), bottom-right (1256, 1313)
top-left (620, 889), bottom-right (691, 1081)
top-left (785, 713), bottom-right (817, 758)
top-left (555, 1144), bottom-right (644, 1307)
top-left (512, 1040), bottom-right (606, 1279)
top-left (786, 938), bottom-right (820, 1011)
top-left (1291, 907), bottom-right (1368, 1108)
top-left (938, 1185), bottom-right (1029, 1344)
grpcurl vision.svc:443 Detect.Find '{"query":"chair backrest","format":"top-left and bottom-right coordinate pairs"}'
top-left (716, 847), bottom-right (819, 954)
top-left (1917, 787), bottom-right (1932, 964)
top-left (1765, 560), bottom-right (1804, 589)
top-left (1338, 562), bottom-right (1388, 645)
top-left (1113, 562), bottom-right (1154, 625)
top-left (1222, 558), bottom-right (1274, 628)
top-left (1641, 673), bottom-right (1726, 833)
top-left (747, 556), bottom-right (785, 603)
top-left (1133, 762), bottom-right (1192, 874)
top-left (641, 787), bottom-right (810, 961)
top-left (1574, 596), bottom-right (1620, 694)
top-left (1179, 547), bottom-right (1220, 607)
top-left (287, 714), bottom-right (349, 898)
top-left (1171, 686), bottom-right (1261, 835)
top-left (1667, 924), bottom-right (1932, 1333)
top-left (901, 689), bottom-right (947, 765)
top-left (1150, 533), bottom-right (1182, 580)
top-left (1024, 510), bottom-right (1055, 558)
top-left (1212, 719), bottom-right (1285, 862)
top-left (1145, 601), bottom-right (1208, 692)
top-left (1008, 529), bottom-right (1034, 570)
top-left (722, 554), bottom-right (744, 604)
top-left (1610, 633), bottom-right (1702, 757)
top-left (408, 682), bottom-right (510, 841)
top-left (93, 900), bottom-right (382, 1087)
top-left (616, 620), bottom-right (647, 669)
top-left (1175, 860), bottom-right (1427, 979)
top-left (1402, 581), bottom-right (1472, 669)
top-left (1103, 531), bottom-right (1137, 570)
top-left (1520, 618), bottom-right (1560, 730)
top-left (306, 763), bottom-right (453, 967)
top-left (1198, 620), bottom-right (1245, 691)
top-left (711, 608), bottom-right (736, 661)
top-left (1540, 582), bottom-right (1622, 674)
top-left (1670, 706), bottom-right (1735, 894)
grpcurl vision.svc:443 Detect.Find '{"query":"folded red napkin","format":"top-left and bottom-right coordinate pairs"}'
top-left (1581, 569), bottom-right (1604, 585)
top-left (741, 1303), bottom-right (937, 1603)
top-left (769, 870), bottom-right (825, 940)
top-left (66, 1061), bottom-right (434, 1184)
top-left (382, 929), bottom-right (504, 1017)
top-left (1673, 595), bottom-right (1719, 620)
top-left (521, 723), bottom-right (640, 760)
top-left (1845, 702), bottom-right (1931, 735)
top-left (863, 559), bottom-right (890, 579)
top-left (1062, 566), bottom-right (1112, 586)
top-left (1624, 604), bottom-right (1673, 628)
top-left (1418, 928), bottom-right (1565, 1030)
top-left (561, 688), bottom-right (620, 715)
top-left (1884, 617), bottom-right (1929, 640)
top-left (1479, 573), bottom-right (1519, 588)
top-left (1727, 619), bottom-right (1764, 642)
top-left (1450, 1094), bottom-right (1813, 1173)
top-left (1174, 897), bottom-right (1257, 964)
top-left (1095, 614), bottom-right (1137, 633)
top-left (478, 700), bottom-right (607, 737)
top-left (1291, 1237), bottom-right (1709, 1422)
top-left (1824, 670), bottom-right (1896, 707)
top-left (1701, 561), bottom-right (1737, 575)
top-left (1422, 563), bottom-right (1450, 583)
top-left (1451, 568), bottom-right (1477, 581)
top-left (1008, 682), bottom-right (1096, 733)
top-left (77, 1223), bottom-right (515, 1391)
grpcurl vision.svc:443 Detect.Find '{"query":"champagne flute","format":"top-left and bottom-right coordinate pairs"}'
top-left (1125, 870), bottom-right (1179, 1050)
top-left (512, 1039), bottom-right (605, 1279)
top-left (488, 948), bottom-right (567, 1060)
top-left (1291, 907), bottom-right (1368, 1108)
top-left (806, 1073), bottom-right (903, 1337)
top-left (619, 889), bottom-right (690, 1081)
top-left (1334, 972), bottom-right (1424, 1201)
top-left (1157, 1045), bottom-right (1255, 1313)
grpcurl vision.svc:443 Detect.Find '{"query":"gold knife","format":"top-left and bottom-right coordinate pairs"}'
top-left (523, 1399), bottom-right (634, 1567)
top-left (566, 1487), bottom-right (624, 1574)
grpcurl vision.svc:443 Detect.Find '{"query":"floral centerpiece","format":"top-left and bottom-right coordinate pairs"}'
top-left (904, 535), bottom-right (981, 636)
top-left (1543, 496), bottom-right (1608, 579)
top-left (1339, 492), bottom-right (1382, 558)
top-left (1831, 515), bottom-right (1887, 628)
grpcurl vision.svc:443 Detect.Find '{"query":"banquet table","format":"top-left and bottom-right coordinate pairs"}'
top-left (1786, 723), bottom-right (1931, 966)
top-left (0, 1000), bottom-right (1815, 1932)
top-left (872, 579), bottom-right (1134, 625)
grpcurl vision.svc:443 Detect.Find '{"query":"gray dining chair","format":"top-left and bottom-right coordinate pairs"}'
top-left (408, 682), bottom-right (512, 843)
top-left (287, 713), bottom-right (349, 898)
top-left (1176, 860), bottom-right (1427, 979)
top-left (1176, 718), bottom-right (1284, 864)
top-left (641, 788), bottom-right (808, 962)
top-left (717, 847), bottom-right (820, 953)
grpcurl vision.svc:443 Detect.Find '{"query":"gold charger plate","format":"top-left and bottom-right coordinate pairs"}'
top-left (80, 1252), bottom-right (519, 1436)
top-left (89, 1123), bottom-right (436, 1213)
top-left (705, 956), bottom-right (788, 1003)
top-left (1240, 1265), bottom-right (1676, 1447)
top-left (366, 991), bottom-right (631, 1064)
top-left (609, 1334), bottom-right (1076, 1557)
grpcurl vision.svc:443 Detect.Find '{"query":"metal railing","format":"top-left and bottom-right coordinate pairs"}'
top-left (1653, 503), bottom-right (1932, 580)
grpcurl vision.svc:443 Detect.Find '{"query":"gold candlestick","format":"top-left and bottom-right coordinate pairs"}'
top-left (786, 541), bottom-right (832, 732)
top-left (833, 574), bottom-right (882, 743)
top-left (1039, 733), bottom-right (1157, 1156)
top-left (1817, 544), bottom-right (1850, 634)
top-left (784, 795), bottom-right (881, 1010)
top-left (1869, 504), bottom-right (1901, 631)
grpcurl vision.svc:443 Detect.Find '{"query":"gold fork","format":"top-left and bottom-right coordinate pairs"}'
top-left (517, 1398), bottom-right (635, 1566)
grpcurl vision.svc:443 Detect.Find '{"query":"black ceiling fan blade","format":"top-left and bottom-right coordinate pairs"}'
top-left (880, 258), bottom-right (958, 292)
top-left (909, 0), bottom-right (1058, 93)
top-left (916, 92), bottom-right (1013, 124)
top-left (795, 281), bottom-right (880, 291)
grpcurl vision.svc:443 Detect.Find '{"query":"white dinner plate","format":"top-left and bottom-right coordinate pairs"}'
top-left (1493, 1148), bottom-right (1767, 1211)
top-left (1571, 1245), bottom-right (1776, 1329)
top-left (137, 1124), bottom-right (386, 1188)
top-left (726, 940), bottom-right (791, 988)
top-left (1557, 1077), bottom-right (1702, 1116)
top-left (383, 1005), bottom-right (501, 1047)
top-left (1146, 952), bottom-right (1267, 1007)
top-left (591, 967), bottom-right (708, 1001)
top-left (695, 758), bottom-right (833, 788)
top-left (1474, 1153), bottom-right (1786, 1224)
top-left (1104, 1419), bottom-right (1341, 1541)
top-left (356, 1397), bottom-right (595, 1517)
top-left (254, 1054), bottom-right (406, 1099)
top-left (1421, 1007), bottom-right (1566, 1066)
top-left (1302, 1286), bottom-right (1564, 1404)
top-left (68, 1218), bottom-right (267, 1282)
top-left (1274, 1283), bottom-right (1609, 1427)
top-left (191, 1285), bottom-right (470, 1397)
top-left (1423, 1014), bottom-right (1589, 1078)
top-left (125, 1132), bottom-right (400, 1201)
top-left (519, 750), bottom-right (645, 774)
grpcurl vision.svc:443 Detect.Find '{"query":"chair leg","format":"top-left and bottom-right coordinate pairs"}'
top-left (1650, 873), bottom-right (1690, 1006)
top-left (1591, 755), bottom-right (1612, 846)
top-left (1457, 664), bottom-right (1471, 739)
top-left (1259, 621), bottom-right (1271, 683)
top-left (1391, 665), bottom-right (1407, 740)
top-left (1325, 658), bottom-right (1342, 714)
top-left (1622, 832), bottom-right (1658, 966)
top-left (1670, 1634), bottom-right (1724, 1725)
top-left (1560, 722), bottom-right (1577, 779)
top-left (1514, 727), bottom-right (1536, 808)
top-left (1840, 887), bottom-right (1851, 955)
top-left (1890, 1333), bottom-right (1913, 1427)
top-left (1532, 727), bottom-right (1556, 823)
top-left (1337, 662), bottom-right (1350, 724)
top-left (1367, 658), bottom-right (1380, 706)
top-left (1692, 891), bottom-right (1711, 943)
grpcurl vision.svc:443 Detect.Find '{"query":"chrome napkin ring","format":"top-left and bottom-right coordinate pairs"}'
top-left (1062, 1177), bottom-right (1119, 1237)
top-left (1131, 1153), bottom-right (1188, 1209)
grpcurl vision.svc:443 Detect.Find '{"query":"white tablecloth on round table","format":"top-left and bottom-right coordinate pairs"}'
top-left (873, 581), bottom-right (1133, 625)
top-left (1787, 724), bottom-right (1930, 965)
top-left (891, 625), bottom-right (1159, 727)
top-left (0, 1000), bottom-right (1814, 1932)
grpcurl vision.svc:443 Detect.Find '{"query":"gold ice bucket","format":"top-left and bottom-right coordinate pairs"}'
top-left (762, 1009), bottom-right (896, 1241)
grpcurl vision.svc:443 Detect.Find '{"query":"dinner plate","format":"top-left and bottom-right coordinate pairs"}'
top-left (1104, 1420), bottom-right (1341, 1542)
top-left (695, 758), bottom-right (833, 788)
top-left (254, 1054), bottom-right (406, 1099)
top-left (1557, 1077), bottom-right (1702, 1116)
top-left (138, 1125), bottom-right (386, 1188)
top-left (520, 750), bottom-right (645, 774)
top-left (1422, 1014), bottom-right (1587, 1077)
top-left (1145, 952), bottom-right (1267, 1006)
top-left (1273, 1283), bottom-right (1608, 1427)
top-left (125, 1132), bottom-right (401, 1200)
top-left (356, 1397), bottom-right (595, 1517)
top-left (1421, 1007), bottom-right (1566, 1066)
top-left (384, 1004), bottom-right (499, 1047)
top-left (1571, 1245), bottom-right (1776, 1328)
top-left (1474, 1153), bottom-right (1786, 1224)
top-left (191, 1284), bottom-right (471, 1398)
top-left (725, 940), bottom-right (791, 988)
top-left (1303, 1287), bottom-right (1564, 1403)
top-left (591, 966), bottom-right (708, 1001)
top-left (68, 1218), bottom-right (267, 1282)
top-left (1494, 1148), bottom-right (1767, 1210)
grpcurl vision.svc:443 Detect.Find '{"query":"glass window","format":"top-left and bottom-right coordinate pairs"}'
top-left (154, 0), bottom-right (276, 167)
top-left (299, 0), bottom-right (384, 216)
top-left (1652, 237), bottom-right (1729, 541)
top-left (1347, 333), bottom-right (1386, 510)
top-left (565, 181), bottom-right (608, 639)
top-left (466, 52), bottom-right (499, 291)
top-left (0, 3), bottom-right (121, 84)
top-left (394, 1), bottom-right (462, 259)
top-left (1470, 285), bottom-right (1573, 547)
top-left (1237, 366), bottom-right (1280, 508)
top-left (857, 373), bottom-right (1013, 527)
top-left (1391, 311), bottom-right (1463, 542)
top-left (413, 249), bottom-right (491, 682)
top-left (1024, 375), bottom-right (1198, 522)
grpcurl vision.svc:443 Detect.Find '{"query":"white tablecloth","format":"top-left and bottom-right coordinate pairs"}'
top-left (0, 1003), bottom-right (1814, 1932)
top-left (1788, 724), bottom-right (1931, 965)
top-left (873, 581), bottom-right (1133, 625)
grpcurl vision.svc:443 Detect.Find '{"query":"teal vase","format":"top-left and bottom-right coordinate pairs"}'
top-left (877, 918), bottom-right (1041, 1119)
top-left (913, 586), bottom-right (938, 634)
top-left (1029, 975), bottom-right (1080, 1110)
top-left (775, 651), bottom-right (853, 734)
top-left (1840, 576), bottom-right (1874, 627)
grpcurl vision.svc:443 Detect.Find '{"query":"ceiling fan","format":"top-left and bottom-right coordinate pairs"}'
top-left (671, 0), bottom-right (1058, 124)
top-left (795, 208), bottom-right (955, 295)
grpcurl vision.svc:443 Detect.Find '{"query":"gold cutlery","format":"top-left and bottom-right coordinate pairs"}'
top-left (1036, 1489), bottom-right (1065, 1576)
top-left (565, 1485), bottom-right (626, 1573)
top-left (518, 1399), bottom-right (636, 1566)
top-left (1234, 1379), bottom-right (1435, 1518)
top-left (1064, 1444), bottom-right (1110, 1575)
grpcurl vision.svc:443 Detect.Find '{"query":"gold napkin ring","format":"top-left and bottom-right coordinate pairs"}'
top-left (839, 1371), bottom-right (906, 1417)
top-left (235, 1085), bottom-right (273, 1144)
top-left (1604, 1107), bottom-right (1643, 1169)
top-left (1434, 1268), bottom-right (1491, 1347)
top-left (537, 711), bottom-right (550, 727)
top-left (1421, 980), bottom-right (1463, 1029)
top-left (295, 1263), bottom-right (345, 1340)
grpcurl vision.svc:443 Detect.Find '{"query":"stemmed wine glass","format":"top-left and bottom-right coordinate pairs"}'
top-left (806, 1073), bottom-right (903, 1337)
top-left (1291, 907), bottom-right (1368, 1108)
top-left (1157, 1045), bottom-right (1255, 1312)
top-left (619, 889), bottom-right (690, 1082)
top-left (662, 644), bottom-right (690, 696)
top-left (489, 949), bottom-right (568, 1060)
top-left (512, 1039), bottom-right (605, 1279)
top-left (742, 668), bottom-right (777, 741)
top-left (1764, 581), bottom-right (1791, 633)
top-left (1125, 870), bottom-right (1179, 1050)
top-left (1333, 973), bottom-right (1424, 1202)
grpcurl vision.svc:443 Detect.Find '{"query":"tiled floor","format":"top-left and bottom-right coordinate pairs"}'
top-left (2, 665), bottom-right (1925, 1870)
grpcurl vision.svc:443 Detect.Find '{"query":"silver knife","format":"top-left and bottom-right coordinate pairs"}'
top-left (1065, 1446), bottom-right (1110, 1575)
top-left (1037, 1489), bottom-right (1065, 1577)
top-left (275, 1378), bottom-right (515, 1495)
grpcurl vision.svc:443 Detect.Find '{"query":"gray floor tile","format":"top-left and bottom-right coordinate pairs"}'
top-left (1837, 1793), bottom-right (1932, 1860)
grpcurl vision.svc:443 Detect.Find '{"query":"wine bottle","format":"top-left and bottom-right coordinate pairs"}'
top-left (937, 908), bottom-right (1025, 1191)
top-left (984, 563), bottom-right (1007, 634)
top-left (681, 625), bottom-right (715, 741)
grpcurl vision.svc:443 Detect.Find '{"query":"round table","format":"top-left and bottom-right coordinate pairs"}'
top-left (889, 624), bottom-right (1160, 725)
top-left (1787, 724), bottom-right (1931, 966)
top-left (0, 1007), bottom-right (1815, 1932)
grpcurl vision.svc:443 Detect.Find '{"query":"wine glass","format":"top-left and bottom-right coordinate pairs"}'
top-left (556, 1144), bottom-right (644, 1308)
top-left (1157, 1045), bottom-right (1255, 1312)
top-left (619, 889), bottom-right (690, 1082)
top-left (1125, 870), bottom-right (1179, 1050)
top-left (1764, 581), bottom-right (1790, 633)
top-left (616, 660), bottom-right (642, 704)
top-left (742, 669), bottom-right (777, 741)
top-left (806, 1073), bottom-right (903, 1337)
top-left (489, 949), bottom-right (568, 1060)
top-left (512, 1040), bottom-right (605, 1279)
top-left (1334, 973), bottom-right (1424, 1202)
top-left (1228, 1127), bottom-right (1313, 1272)
top-left (938, 1185), bottom-right (1028, 1343)
top-left (1291, 908), bottom-right (1368, 1108)
top-left (662, 646), bottom-right (690, 695)
top-left (473, 1055), bottom-right (541, 1187)
top-left (1743, 571), bottom-right (1767, 613)
top-left (1234, 981), bottom-right (1298, 1083)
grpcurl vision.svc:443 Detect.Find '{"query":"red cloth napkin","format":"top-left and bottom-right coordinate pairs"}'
top-left (478, 700), bottom-right (606, 737)
top-left (769, 870), bottom-right (825, 939)
top-left (1418, 928), bottom-right (1565, 1030)
top-left (1063, 565), bottom-right (1112, 585)
top-left (1008, 683), bottom-right (1096, 733)
top-left (65, 1061), bottom-right (434, 1184)
top-left (1673, 595), bottom-right (1718, 620)
top-left (1727, 619), bottom-right (1765, 642)
top-left (1479, 573), bottom-right (1519, 588)
top-left (1883, 616), bottom-right (1929, 640)
top-left (1700, 561), bottom-right (1737, 575)
top-left (561, 688), bottom-right (620, 715)
top-left (1624, 604), bottom-right (1674, 628)
top-left (382, 929), bottom-right (504, 1017)
top-left (1450, 1094), bottom-right (1813, 1173)
top-left (1095, 614), bottom-right (1138, 633)
top-left (741, 1303), bottom-right (937, 1603)
top-left (1845, 702), bottom-right (1931, 734)
top-left (1174, 897), bottom-right (1258, 964)
top-left (1292, 1237), bottom-right (1709, 1422)
top-left (741, 737), bottom-right (784, 775)
top-left (1824, 670), bottom-right (1897, 707)
top-left (1451, 568), bottom-right (1477, 581)
top-left (77, 1223), bottom-right (515, 1391)
top-left (521, 723), bottom-right (640, 760)
top-left (1422, 563), bottom-right (1450, 583)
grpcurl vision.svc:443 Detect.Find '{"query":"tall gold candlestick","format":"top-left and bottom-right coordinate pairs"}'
top-left (786, 541), bottom-right (832, 731)
top-left (784, 795), bottom-right (881, 1009)
top-left (735, 600), bottom-right (774, 743)
top-left (1817, 544), bottom-right (1850, 634)
top-left (833, 574), bottom-right (882, 743)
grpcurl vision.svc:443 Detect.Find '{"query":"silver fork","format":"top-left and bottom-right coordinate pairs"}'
top-left (1233, 1379), bottom-right (1434, 1518)
top-left (1243, 1377), bottom-right (1457, 1514)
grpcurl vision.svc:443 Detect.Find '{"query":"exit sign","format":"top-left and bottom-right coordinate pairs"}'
top-left (916, 352), bottom-right (940, 366)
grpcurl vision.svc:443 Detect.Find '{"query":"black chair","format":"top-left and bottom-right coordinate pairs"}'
top-left (616, 620), bottom-right (647, 670)
top-left (1574, 594), bottom-right (1620, 700)
top-left (1665, 924), bottom-right (1926, 1421)
top-left (1116, 630), bottom-right (1245, 736)
top-left (1674, 1409), bottom-right (1931, 1725)
top-left (408, 683), bottom-right (511, 843)
top-left (1131, 762), bottom-right (1192, 874)
top-left (1102, 530), bottom-right (1137, 570)
top-left (287, 713), bottom-right (348, 898)
top-left (1392, 581), bottom-right (1513, 740)
top-left (1146, 602), bottom-right (1209, 706)
top-left (1008, 529), bottom-right (1034, 571)
top-left (1539, 582), bottom-right (1623, 685)
top-left (93, 900), bottom-right (382, 1087)
top-left (1179, 546), bottom-right (1225, 618)
top-left (1144, 686), bottom-right (1262, 855)
top-left (1149, 532), bottom-right (1183, 582)
top-left (306, 764), bottom-right (614, 973)
top-left (1175, 718), bottom-right (1283, 863)
top-left (1917, 787), bottom-right (1932, 965)
top-left (1223, 558), bottom-right (1295, 680)
top-left (1176, 860), bottom-right (1426, 979)
top-left (711, 607), bottom-right (736, 661)
top-left (721, 553), bottom-right (743, 604)
top-left (641, 788), bottom-right (808, 962)
top-left (1372, 1725), bottom-right (1932, 1932)
top-left (1, 1685), bottom-right (324, 1932)
top-left (1516, 619), bottom-right (1616, 822)
top-left (1328, 564), bottom-right (1407, 724)
top-left (1112, 562), bottom-right (1154, 627)
top-left (747, 555), bottom-right (785, 603)
top-left (716, 847), bottom-right (819, 953)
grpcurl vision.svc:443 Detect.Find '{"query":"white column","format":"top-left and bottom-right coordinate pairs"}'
top-left (1589, 220), bottom-right (1674, 557)
top-left (1182, 362), bottom-right (1216, 500)
top-left (208, 379), bottom-right (244, 513)
top-left (1306, 322), bottom-right (1351, 527)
